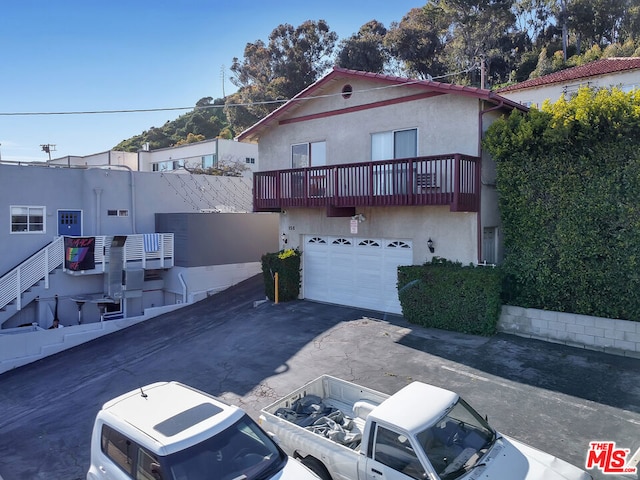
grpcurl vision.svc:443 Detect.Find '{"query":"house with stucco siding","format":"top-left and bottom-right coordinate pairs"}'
top-left (238, 67), bottom-right (526, 315)
top-left (498, 57), bottom-right (640, 107)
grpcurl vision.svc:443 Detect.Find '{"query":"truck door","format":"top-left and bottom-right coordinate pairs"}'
top-left (364, 424), bottom-right (430, 480)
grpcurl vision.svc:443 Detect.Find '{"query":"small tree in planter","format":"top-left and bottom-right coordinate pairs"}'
top-left (261, 248), bottom-right (301, 302)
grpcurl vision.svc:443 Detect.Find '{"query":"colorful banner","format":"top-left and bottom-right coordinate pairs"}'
top-left (64, 237), bottom-right (95, 271)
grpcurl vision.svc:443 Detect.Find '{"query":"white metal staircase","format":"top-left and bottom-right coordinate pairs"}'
top-left (0, 238), bottom-right (64, 322)
top-left (0, 234), bottom-right (174, 327)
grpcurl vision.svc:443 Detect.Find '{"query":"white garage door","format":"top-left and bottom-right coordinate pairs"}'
top-left (303, 235), bottom-right (413, 314)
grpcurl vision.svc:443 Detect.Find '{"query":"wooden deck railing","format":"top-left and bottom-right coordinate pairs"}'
top-left (253, 154), bottom-right (480, 213)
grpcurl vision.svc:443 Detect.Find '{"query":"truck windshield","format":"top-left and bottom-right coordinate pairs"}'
top-left (160, 414), bottom-right (287, 480)
top-left (416, 398), bottom-right (495, 480)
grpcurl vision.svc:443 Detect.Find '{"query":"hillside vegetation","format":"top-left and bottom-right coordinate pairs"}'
top-left (115, 0), bottom-right (640, 150)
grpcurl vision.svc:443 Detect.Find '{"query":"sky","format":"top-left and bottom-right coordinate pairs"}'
top-left (0, 0), bottom-right (422, 163)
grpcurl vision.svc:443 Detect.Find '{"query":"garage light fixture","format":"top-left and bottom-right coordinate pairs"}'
top-left (281, 233), bottom-right (288, 245)
top-left (427, 238), bottom-right (435, 253)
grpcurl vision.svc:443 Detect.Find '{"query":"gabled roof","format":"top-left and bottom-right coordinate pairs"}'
top-left (498, 57), bottom-right (640, 93)
top-left (237, 67), bottom-right (527, 142)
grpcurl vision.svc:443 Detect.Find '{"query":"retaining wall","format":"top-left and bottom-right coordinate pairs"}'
top-left (498, 305), bottom-right (640, 358)
top-left (0, 304), bottom-right (186, 375)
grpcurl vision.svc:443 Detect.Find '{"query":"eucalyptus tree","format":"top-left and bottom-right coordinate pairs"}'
top-left (336, 20), bottom-right (389, 73)
top-left (384, 6), bottom-right (449, 79)
top-left (227, 20), bottom-right (337, 133)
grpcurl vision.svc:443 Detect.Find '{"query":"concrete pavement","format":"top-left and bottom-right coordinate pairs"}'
top-left (0, 274), bottom-right (638, 480)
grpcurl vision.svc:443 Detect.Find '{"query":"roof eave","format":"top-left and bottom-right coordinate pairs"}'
top-left (237, 68), bottom-right (528, 141)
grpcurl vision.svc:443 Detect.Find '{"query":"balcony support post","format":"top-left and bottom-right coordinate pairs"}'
top-left (452, 154), bottom-right (461, 212)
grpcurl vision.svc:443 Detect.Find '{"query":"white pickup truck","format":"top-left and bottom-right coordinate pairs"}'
top-left (259, 375), bottom-right (592, 480)
top-left (87, 381), bottom-right (319, 480)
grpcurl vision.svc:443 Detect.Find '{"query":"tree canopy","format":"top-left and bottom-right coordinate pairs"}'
top-left (114, 3), bottom-right (640, 150)
top-left (114, 97), bottom-right (230, 152)
top-left (226, 19), bottom-right (337, 133)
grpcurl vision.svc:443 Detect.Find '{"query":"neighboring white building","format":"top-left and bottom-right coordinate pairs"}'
top-left (47, 138), bottom-right (259, 177)
top-left (498, 57), bottom-right (640, 107)
top-left (0, 160), bottom-right (278, 372)
top-left (48, 150), bottom-right (138, 170)
top-left (238, 67), bottom-right (526, 315)
top-left (138, 138), bottom-right (258, 176)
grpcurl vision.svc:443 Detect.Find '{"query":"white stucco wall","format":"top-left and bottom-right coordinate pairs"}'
top-left (281, 206), bottom-right (477, 266)
top-left (259, 97), bottom-right (481, 171)
top-left (0, 164), bottom-right (253, 274)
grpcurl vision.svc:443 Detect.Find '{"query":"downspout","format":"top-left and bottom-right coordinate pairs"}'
top-left (90, 164), bottom-right (137, 234)
top-left (178, 272), bottom-right (188, 304)
top-left (129, 166), bottom-right (137, 234)
top-left (94, 188), bottom-right (103, 235)
top-left (478, 94), bottom-right (505, 264)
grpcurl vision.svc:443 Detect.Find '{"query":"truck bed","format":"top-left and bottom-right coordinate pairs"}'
top-left (260, 375), bottom-right (389, 452)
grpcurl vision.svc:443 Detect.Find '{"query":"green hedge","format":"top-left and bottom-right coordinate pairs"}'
top-left (397, 259), bottom-right (501, 336)
top-left (261, 248), bottom-right (301, 302)
top-left (484, 87), bottom-right (640, 320)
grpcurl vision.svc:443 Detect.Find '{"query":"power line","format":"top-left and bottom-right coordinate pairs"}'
top-left (0, 73), bottom-right (481, 117)
top-left (0, 99), bottom-right (288, 117)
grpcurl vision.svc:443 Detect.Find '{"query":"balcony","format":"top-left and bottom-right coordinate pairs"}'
top-left (253, 154), bottom-right (480, 214)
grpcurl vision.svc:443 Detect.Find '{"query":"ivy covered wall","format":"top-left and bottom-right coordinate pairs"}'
top-left (484, 87), bottom-right (640, 321)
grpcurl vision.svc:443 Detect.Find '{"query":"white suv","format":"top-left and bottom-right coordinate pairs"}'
top-left (87, 381), bottom-right (319, 480)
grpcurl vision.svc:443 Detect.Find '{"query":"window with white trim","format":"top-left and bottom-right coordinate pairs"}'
top-left (107, 210), bottom-right (129, 217)
top-left (11, 206), bottom-right (45, 233)
top-left (371, 129), bottom-right (418, 195)
top-left (371, 128), bottom-right (417, 160)
top-left (291, 141), bottom-right (326, 168)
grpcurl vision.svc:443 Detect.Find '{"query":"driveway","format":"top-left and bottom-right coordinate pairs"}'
top-left (0, 274), bottom-right (638, 480)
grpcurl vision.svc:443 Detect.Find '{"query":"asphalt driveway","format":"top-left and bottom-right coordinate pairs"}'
top-left (0, 274), bottom-right (638, 480)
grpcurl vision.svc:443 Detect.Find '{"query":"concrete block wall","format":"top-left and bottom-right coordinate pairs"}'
top-left (498, 305), bottom-right (640, 358)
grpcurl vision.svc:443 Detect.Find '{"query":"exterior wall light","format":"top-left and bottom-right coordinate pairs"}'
top-left (427, 238), bottom-right (435, 253)
top-left (281, 233), bottom-right (288, 245)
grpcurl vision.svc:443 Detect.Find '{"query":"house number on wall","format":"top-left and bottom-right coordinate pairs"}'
top-left (288, 226), bottom-right (295, 231)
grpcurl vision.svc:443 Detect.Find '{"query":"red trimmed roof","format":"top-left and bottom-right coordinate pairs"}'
top-left (237, 67), bottom-right (526, 142)
top-left (498, 57), bottom-right (640, 93)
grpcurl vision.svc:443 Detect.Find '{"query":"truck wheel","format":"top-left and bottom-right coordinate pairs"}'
top-left (301, 456), bottom-right (332, 480)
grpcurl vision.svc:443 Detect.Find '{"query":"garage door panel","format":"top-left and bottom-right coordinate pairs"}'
top-left (303, 235), bottom-right (412, 314)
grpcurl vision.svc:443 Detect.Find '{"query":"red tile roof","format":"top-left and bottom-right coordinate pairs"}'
top-left (237, 67), bottom-right (526, 142)
top-left (498, 57), bottom-right (640, 93)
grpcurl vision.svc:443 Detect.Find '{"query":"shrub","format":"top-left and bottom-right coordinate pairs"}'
top-left (397, 259), bottom-right (501, 336)
top-left (484, 87), bottom-right (640, 320)
top-left (261, 248), bottom-right (301, 302)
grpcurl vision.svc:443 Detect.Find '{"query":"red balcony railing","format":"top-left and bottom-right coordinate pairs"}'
top-left (253, 154), bottom-right (480, 213)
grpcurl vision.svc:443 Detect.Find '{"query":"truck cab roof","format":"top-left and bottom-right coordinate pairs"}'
top-left (370, 382), bottom-right (458, 433)
top-left (98, 381), bottom-right (244, 456)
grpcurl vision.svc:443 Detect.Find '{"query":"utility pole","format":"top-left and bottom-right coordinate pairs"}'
top-left (41, 144), bottom-right (56, 161)
top-left (220, 65), bottom-right (226, 98)
top-left (561, 0), bottom-right (568, 61)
